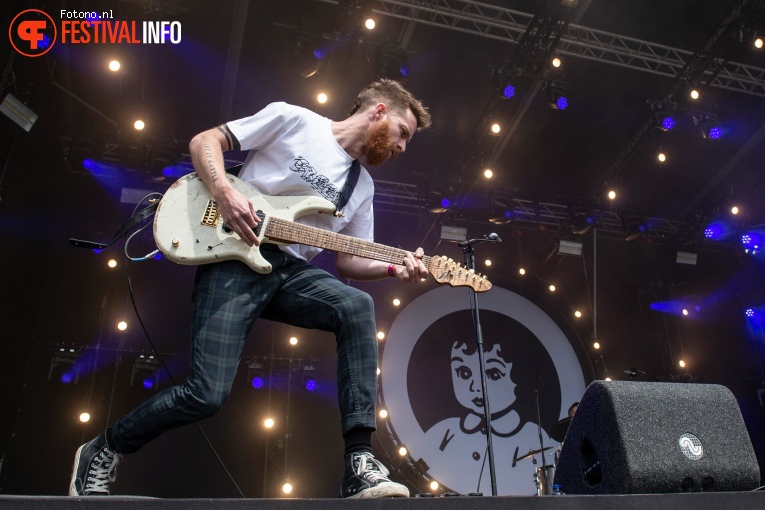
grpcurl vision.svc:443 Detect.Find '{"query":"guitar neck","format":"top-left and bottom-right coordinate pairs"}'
top-left (265, 217), bottom-right (431, 266)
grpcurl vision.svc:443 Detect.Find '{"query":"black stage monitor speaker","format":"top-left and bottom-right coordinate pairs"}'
top-left (553, 380), bottom-right (760, 494)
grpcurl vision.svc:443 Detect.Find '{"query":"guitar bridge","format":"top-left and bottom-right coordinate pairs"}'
top-left (201, 200), bottom-right (220, 227)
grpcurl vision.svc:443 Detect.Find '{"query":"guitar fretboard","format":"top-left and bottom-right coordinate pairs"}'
top-left (265, 216), bottom-right (432, 266)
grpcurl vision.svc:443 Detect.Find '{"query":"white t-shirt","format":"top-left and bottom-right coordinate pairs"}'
top-left (226, 102), bottom-right (374, 262)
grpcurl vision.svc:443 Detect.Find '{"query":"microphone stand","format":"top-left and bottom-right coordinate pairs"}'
top-left (533, 375), bottom-right (550, 494)
top-left (458, 233), bottom-right (501, 496)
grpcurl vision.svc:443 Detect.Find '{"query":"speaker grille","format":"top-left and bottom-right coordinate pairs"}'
top-left (553, 381), bottom-right (760, 494)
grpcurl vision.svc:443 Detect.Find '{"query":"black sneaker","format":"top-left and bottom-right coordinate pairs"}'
top-left (68, 429), bottom-right (123, 496)
top-left (340, 451), bottom-right (409, 498)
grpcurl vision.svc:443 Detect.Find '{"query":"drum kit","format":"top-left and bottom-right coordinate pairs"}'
top-left (516, 416), bottom-right (572, 496)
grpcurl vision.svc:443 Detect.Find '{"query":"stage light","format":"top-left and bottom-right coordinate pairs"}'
top-left (68, 134), bottom-right (105, 169)
top-left (247, 360), bottom-right (266, 389)
top-left (376, 46), bottom-right (411, 81)
top-left (264, 417), bottom-right (275, 428)
top-left (108, 60), bottom-right (121, 72)
top-left (756, 37), bottom-right (764, 49)
top-left (484, 169), bottom-right (493, 179)
top-left (742, 232), bottom-right (763, 252)
top-left (424, 185), bottom-right (453, 214)
top-left (133, 120), bottom-right (145, 131)
top-left (574, 310), bottom-right (582, 318)
top-left (489, 191), bottom-right (514, 224)
top-left (379, 409), bottom-right (388, 419)
top-left (430, 481), bottom-right (439, 491)
top-left (682, 309), bottom-right (689, 316)
top-left (398, 446), bottom-right (408, 456)
top-left (703, 220), bottom-right (730, 240)
top-left (392, 298), bottom-right (401, 306)
top-left (545, 80), bottom-right (568, 110)
top-left (679, 360), bottom-right (686, 368)
top-left (485, 259), bottom-right (492, 266)
top-left (301, 364), bottom-right (317, 392)
top-left (490, 123), bottom-right (501, 134)
top-left (117, 321), bottom-right (128, 331)
top-left (108, 259), bottom-right (118, 268)
top-left (130, 354), bottom-right (160, 390)
top-left (79, 413), bottom-right (91, 423)
top-left (570, 206), bottom-right (596, 235)
top-left (622, 214), bottom-right (648, 241)
top-left (604, 377), bottom-right (612, 381)
top-left (288, 33), bottom-right (325, 78)
top-left (593, 342), bottom-right (600, 350)
top-left (519, 268), bottom-right (526, 275)
top-left (657, 152), bottom-right (666, 162)
top-left (289, 336), bottom-right (298, 346)
top-left (48, 346), bottom-right (82, 384)
top-left (549, 285), bottom-right (556, 292)
top-left (0, 92), bottom-right (38, 132)
top-left (702, 124), bottom-right (722, 139)
top-left (551, 56), bottom-right (562, 68)
top-left (282, 482), bottom-right (293, 494)
top-left (608, 190), bottom-right (616, 200)
top-left (492, 70), bottom-right (518, 100)
top-left (745, 308), bottom-right (755, 318)
top-left (365, 18), bottom-right (376, 30)
top-left (501, 84), bottom-right (516, 99)
top-left (731, 206), bottom-right (740, 215)
top-left (377, 367), bottom-right (381, 376)
top-left (147, 144), bottom-right (182, 176)
top-left (317, 93), bottom-right (328, 104)
top-left (690, 89), bottom-right (700, 100)
top-left (377, 331), bottom-right (385, 340)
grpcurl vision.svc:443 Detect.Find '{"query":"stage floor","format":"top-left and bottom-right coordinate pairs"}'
top-left (2, 492), bottom-right (765, 510)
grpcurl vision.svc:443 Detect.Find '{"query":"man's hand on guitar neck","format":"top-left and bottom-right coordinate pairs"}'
top-left (391, 248), bottom-right (428, 283)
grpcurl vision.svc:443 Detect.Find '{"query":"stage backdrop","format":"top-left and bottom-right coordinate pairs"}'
top-left (380, 285), bottom-right (589, 495)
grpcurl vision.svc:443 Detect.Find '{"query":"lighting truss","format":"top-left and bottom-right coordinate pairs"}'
top-left (359, 0), bottom-right (765, 98)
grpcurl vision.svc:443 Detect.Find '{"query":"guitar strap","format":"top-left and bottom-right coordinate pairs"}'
top-left (334, 159), bottom-right (360, 216)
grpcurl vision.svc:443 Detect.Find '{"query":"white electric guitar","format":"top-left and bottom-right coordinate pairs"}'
top-left (153, 173), bottom-right (492, 292)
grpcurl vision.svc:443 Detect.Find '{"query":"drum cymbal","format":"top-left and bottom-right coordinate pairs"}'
top-left (515, 446), bottom-right (553, 462)
top-left (550, 416), bottom-right (572, 443)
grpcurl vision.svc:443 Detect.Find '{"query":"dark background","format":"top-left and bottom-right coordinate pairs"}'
top-left (1, 0), bottom-right (765, 498)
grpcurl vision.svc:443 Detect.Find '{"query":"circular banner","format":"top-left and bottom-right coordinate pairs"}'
top-left (381, 285), bottom-right (587, 495)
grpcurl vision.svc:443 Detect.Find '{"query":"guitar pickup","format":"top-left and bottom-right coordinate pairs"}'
top-left (221, 210), bottom-right (266, 237)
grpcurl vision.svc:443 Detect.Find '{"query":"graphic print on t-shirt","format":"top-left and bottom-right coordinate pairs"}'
top-left (289, 156), bottom-right (340, 204)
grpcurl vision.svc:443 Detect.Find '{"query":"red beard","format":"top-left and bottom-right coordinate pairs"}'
top-left (365, 119), bottom-right (398, 167)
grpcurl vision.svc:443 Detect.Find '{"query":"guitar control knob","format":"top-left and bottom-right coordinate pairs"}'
top-left (172, 239), bottom-right (180, 247)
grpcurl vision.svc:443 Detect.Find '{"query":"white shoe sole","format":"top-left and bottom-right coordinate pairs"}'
top-left (68, 444), bottom-right (86, 496)
top-left (348, 482), bottom-right (410, 498)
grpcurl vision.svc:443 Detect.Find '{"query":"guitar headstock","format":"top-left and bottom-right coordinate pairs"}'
top-left (427, 256), bottom-right (492, 292)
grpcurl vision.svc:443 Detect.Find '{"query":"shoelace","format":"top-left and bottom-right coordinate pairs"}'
top-left (86, 448), bottom-right (122, 493)
top-left (354, 453), bottom-right (391, 484)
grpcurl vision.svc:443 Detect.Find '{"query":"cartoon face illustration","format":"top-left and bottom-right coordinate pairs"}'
top-left (451, 342), bottom-right (517, 415)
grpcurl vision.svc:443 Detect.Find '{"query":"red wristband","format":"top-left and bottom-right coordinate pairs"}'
top-left (387, 263), bottom-right (396, 277)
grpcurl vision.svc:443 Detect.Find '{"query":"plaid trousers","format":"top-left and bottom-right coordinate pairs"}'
top-left (111, 246), bottom-right (378, 454)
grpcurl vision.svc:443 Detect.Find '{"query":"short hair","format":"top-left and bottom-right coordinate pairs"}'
top-left (349, 78), bottom-right (431, 131)
top-left (568, 402), bottom-right (579, 414)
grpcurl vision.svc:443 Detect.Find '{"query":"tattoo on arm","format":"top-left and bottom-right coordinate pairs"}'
top-left (203, 143), bottom-right (217, 182)
top-left (216, 125), bottom-right (233, 151)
